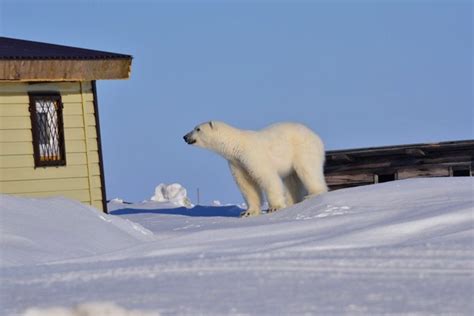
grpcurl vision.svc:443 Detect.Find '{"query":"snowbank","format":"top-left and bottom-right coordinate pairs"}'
top-left (1, 178), bottom-right (473, 315)
top-left (23, 302), bottom-right (159, 316)
top-left (0, 195), bottom-right (154, 267)
top-left (150, 183), bottom-right (192, 207)
top-left (109, 183), bottom-right (192, 208)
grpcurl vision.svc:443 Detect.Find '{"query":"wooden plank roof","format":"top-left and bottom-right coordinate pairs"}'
top-left (0, 37), bottom-right (132, 81)
top-left (325, 140), bottom-right (474, 174)
top-left (327, 140), bottom-right (474, 159)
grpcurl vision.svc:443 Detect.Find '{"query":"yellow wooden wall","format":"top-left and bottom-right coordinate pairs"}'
top-left (0, 81), bottom-right (104, 211)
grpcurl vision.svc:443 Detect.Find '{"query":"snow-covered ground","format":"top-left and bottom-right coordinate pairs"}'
top-left (1, 178), bottom-right (473, 315)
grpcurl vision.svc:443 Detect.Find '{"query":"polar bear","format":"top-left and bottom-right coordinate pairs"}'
top-left (183, 121), bottom-right (328, 217)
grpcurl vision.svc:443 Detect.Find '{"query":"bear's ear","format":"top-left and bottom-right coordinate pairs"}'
top-left (209, 121), bottom-right (214, 129)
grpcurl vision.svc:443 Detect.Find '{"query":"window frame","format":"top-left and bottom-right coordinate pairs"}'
top-left (29, 92), bottom-right (67, 167)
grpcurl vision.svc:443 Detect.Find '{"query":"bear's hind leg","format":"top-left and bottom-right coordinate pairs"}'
top-left (229, 162), bottom-right (262, 217)
top-left (283, 172), bottom-right (306, 206)
top-left (294, 157), bottom-right (328, 198)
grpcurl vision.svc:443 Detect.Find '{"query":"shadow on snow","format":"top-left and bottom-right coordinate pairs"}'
top-left (110, 205), bottom-right (243, 218)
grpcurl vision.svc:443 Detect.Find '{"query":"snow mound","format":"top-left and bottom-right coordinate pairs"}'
top-left (0, 195), bottom-right (155, 267)
top-left (1, 178), bottom-right (473, 315)
top-left (23, 302), bottom-right (160, 316)
top-left (150, 183), bottom-right (192, 207)
top-left (111, 177), bottom-right (473, 253)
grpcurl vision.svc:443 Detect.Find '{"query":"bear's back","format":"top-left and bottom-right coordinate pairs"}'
top-left (256, 122), bottom-right (323, 153)
top-left (261, 122), bottom-right (319, 139)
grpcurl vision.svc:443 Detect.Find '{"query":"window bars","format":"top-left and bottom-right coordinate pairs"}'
top-left (29, 93), bottom-right (66, 167)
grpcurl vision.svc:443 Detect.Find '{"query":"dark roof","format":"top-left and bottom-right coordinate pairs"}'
top-left (326, 140), bottom-right (474, 157)
top-left (0, 37), bottom-right (132, 60)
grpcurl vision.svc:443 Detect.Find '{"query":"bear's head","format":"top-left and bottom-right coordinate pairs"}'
top-left (184, 121), bottom-right (240, 158)
top-left (183, 121), bottom-right (218, 149)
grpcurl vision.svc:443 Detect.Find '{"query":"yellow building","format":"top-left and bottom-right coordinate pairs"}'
top-left (0, 37), bottom-right (132, 212)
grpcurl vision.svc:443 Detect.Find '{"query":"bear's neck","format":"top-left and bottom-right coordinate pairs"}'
top-left (211, 128), bottom-right (245, 161)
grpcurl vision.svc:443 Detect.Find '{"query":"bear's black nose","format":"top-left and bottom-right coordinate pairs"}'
top-left (183, 133), bottom-right (196, 145)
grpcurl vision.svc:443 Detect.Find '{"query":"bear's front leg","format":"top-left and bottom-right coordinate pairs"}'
top-left (258, 172), bottom-right (287, 213)
top-left (240, 209), bottom-right (260, 217)
top-left (229, 162), bottom-right (263, 218)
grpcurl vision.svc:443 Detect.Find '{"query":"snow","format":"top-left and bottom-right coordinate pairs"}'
top-left (0, 196), bottom-right (154, 267)
top-left (149, 183), bottom-right (192, 207)
top-left (1, 178), bottom-right (473, 315)
top-left (23, 302), bottom-right (159, 316)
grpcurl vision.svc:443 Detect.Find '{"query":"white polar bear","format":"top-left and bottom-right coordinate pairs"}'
top-left (183, 121), bottom-right (328, 217)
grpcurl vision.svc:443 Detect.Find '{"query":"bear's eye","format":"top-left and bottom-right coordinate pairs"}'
top-left (196, 128), bottom-right (201, 132)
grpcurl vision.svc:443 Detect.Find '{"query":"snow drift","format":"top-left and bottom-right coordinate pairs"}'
top-left (150, 183), bottom-right (192, 207)
top-left (23, 302), bottom-right (159, 316)
top-left (1, 178), bottom-right (473, 315)
top-left (0, 195), bottom-right (154, 267)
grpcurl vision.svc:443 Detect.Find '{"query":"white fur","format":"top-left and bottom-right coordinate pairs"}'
top-left (184, 121), bottom-right (328, 217)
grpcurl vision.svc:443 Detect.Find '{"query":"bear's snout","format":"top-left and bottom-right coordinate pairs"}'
top-left (183, 132), bottom-right (196, 145)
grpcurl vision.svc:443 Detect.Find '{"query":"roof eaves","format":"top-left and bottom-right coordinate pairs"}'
top-left (0, 55), bottom-right (132, 60)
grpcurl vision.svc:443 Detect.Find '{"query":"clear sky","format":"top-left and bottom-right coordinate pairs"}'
top-left (1, 0), bottom-right (472, 204)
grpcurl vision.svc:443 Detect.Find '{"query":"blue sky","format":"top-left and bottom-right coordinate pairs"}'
top-left (1, 0), bottom-right (472, 204)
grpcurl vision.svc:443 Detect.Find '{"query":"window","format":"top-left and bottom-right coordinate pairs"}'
top-left (375, 173), bottom-right (397, 183)
top-left (451, 166), bottom-right (471, 177)
top-left (29, 93), bottom-right (66, 167)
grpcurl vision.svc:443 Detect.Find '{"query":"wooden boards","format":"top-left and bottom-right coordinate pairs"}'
top-left (0, 59), bottom-right (131, 81)
top-left (325, 140), bottom-right (474, 190)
